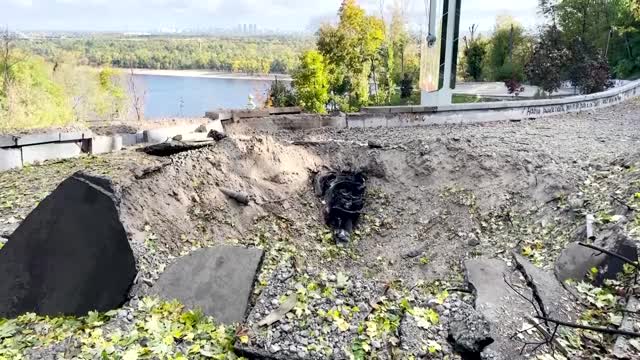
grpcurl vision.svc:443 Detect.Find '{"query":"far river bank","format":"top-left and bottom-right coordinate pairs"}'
top-left (130, 69), bottom-right (292, 82)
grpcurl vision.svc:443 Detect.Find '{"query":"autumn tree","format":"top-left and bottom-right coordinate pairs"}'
top-left (292, 50), bottom-right (330, 113)
top-left (525, 25), bottom-right (568, 95)
top-left (317, 0), bottom-right (385, 110)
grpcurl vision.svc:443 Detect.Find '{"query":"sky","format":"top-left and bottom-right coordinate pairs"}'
top-left (0, 0), bottom-right (543, 33)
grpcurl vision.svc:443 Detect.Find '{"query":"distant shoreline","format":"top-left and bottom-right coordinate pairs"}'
top-left (130, 69), bottom-right (292, 81)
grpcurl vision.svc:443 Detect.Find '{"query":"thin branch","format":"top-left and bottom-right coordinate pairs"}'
top-left (611, 195), bottom-right (634, 211)
top-left (503, 273), bottom-right (543, 319)
top-left (578, 242), bottom-right (639, 269)
top-left (536, 316), bottom-right (640, 338)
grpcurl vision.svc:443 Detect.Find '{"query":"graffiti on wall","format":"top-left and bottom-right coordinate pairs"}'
top-left (523, 87), bottom-right (638, 117)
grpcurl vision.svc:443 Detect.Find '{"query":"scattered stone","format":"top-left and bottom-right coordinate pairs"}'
top-left (448, 303), bottom-right (493, 355)
top-left (220, 188), bottom-right (251, 205)
top-left (195, 124), bottom-right (208, 133)
top-left (0, 172), bottom-right (137, 318)
top-left (150, 245), bottom-right (264, 324)
top-left (513, 253), bottom-right (576, 321)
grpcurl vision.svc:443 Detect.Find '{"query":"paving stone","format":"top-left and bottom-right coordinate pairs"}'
top-left (151, 245), bottom-right (264, 324)
top-left (513, 253), bottom-right (577, 322)
top-left (466, 258), bottom-right (535, 360)
top-left (0, 172), bottom-right (137, 318)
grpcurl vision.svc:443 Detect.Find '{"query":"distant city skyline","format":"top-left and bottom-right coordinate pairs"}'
top-left (1, 0), bottom-right (543, 34)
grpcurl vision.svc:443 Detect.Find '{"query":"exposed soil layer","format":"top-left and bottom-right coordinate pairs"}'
top-left (1, 98), bottom-right (640, 359)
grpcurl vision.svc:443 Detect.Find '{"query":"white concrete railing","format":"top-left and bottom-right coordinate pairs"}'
top-left (352, 79), bottom-right (640, 128)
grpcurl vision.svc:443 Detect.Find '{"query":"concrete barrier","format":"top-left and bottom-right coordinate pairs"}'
top-left (22, 142), bottom-right (83, 165)
top-left (225, 114), bottom-right (347, 131)
top-left (0, 120), bottom-right (226, 172)
top-left (353, 80), bottom-right (640, 128)
top-left (0, 149), bottom-right (21, 171)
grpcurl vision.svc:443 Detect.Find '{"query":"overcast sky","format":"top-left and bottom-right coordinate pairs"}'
top-left (1, 0), bottom-right (543, 33)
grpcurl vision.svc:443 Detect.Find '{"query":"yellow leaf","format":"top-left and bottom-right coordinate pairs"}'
top-left (122, 348), bottom-right (139, 360)
top-left (239, 335), bottom-right (249, 344)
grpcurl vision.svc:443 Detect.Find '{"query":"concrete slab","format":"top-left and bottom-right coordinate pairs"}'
top-left (59, 132), bottom-right (86, 142)
top-left (0, 148), bottom-right (22, 171)
top-left (268, 106), bottom-right (302, 115)
top-left (0, 136), bottom-right (16, 148)
top-left (22, 142), bottom-right (82, 165)
top-left (513, 253), bottom-right (577, 321)
top-left (206, 120), bottom-right (225, 134)
top-left (120, 134), bottom-right (138, 147)
top-left (15, 133), bottom-right (60, 146)
top-left (466, 258), bottom-right (535, 359)
top-left (0, 172), bottom-right (136, 317)
top-left (151, 246), bottom-right (264, 324)
top-left (143, 125), bottom-right (200, 144)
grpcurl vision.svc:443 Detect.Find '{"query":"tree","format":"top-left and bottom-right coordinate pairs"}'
top-left (317, 0), bottom-right (385, 110)
top-left (485, 17), bottom-right (530, 82)
top-left (567, 39), bottom-right (613, 94)
top-left (292, 50), bottom-right (330, 113)
top-left (268, 77), bottom-right (296, 108)
top-left (525, 25), bottom-right (568, 94)
top-left (464, 37), bottom-right (487, 81)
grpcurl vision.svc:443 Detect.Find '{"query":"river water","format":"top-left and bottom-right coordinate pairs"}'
top-left (133, 74), bottom-right (276, 118)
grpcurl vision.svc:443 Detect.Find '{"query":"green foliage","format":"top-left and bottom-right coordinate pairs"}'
top-left (0, 299), bottom-right (242, 359)
top-left (292, 50), bottom-right (330, 113)
top-left (463, 39), bottom-right (487, 81)
top-left (0, 55), bottom-right (73, 131)
top-left (317, 0), bottom-right (385, 110)
top-left (267, 78), bottom-right (296, 108)
top-left (484, 17), bottom-right (530, 82)
top-left (19, 36), bottom-right (312, 75)
top-left (552, 0), bottom-right (640, 80)
top-left (96, 67), bottom-right (127, 118)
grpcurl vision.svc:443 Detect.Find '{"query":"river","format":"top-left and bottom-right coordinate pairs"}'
top-left (133, 73), bottom-right (281, 118)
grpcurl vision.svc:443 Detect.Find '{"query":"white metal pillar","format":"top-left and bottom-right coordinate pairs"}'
top-left (421, 0), bottom-right (461, 107)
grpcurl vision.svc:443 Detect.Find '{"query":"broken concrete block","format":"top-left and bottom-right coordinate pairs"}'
top-left (513, 253), bottom-right (576, 322)
top-left (448, 303), bottom-right (494, 355)
top-left (151, 246), bottom-right (264, 324)
top-left (555, 229), bottom-right (638, 286)
top-left (0, 172), bottom-right (137, 318)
